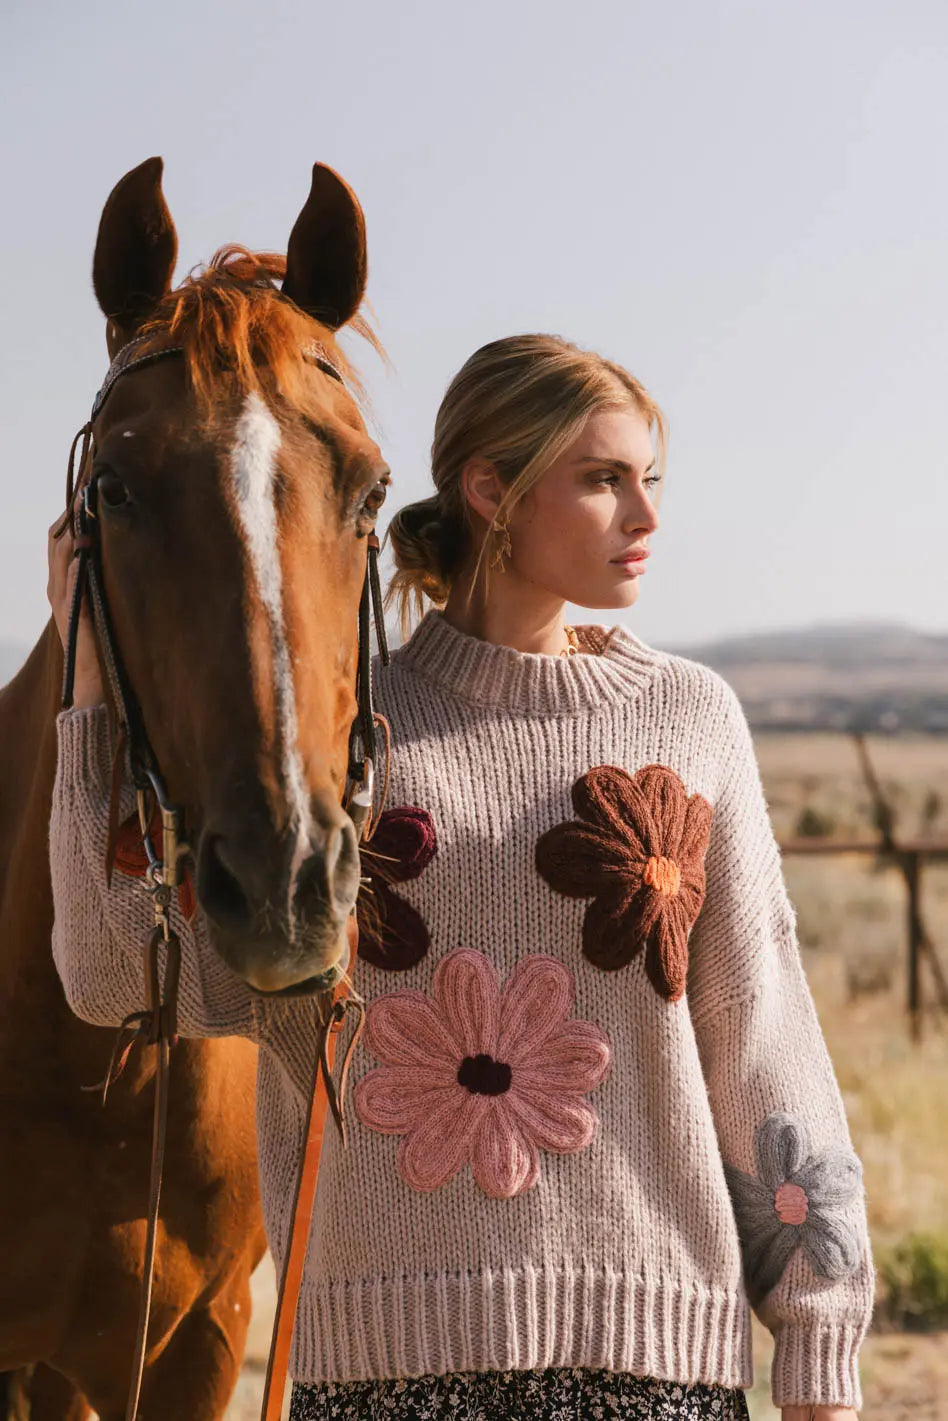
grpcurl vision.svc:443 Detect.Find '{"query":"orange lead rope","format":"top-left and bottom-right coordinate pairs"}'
top-left (260, 913), bottom-right (363, 1421)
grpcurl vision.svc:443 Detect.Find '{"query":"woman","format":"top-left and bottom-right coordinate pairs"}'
top-left (48, 333), bottom-right (874, 1420)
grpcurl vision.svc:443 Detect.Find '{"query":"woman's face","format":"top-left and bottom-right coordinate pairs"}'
top-left (506, 405), bottom-right (661, 611)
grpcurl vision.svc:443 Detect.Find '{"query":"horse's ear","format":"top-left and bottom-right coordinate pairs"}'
top-left (92, 157), bottom-right (178, 358)
top-left (282, 163), bottom-right (367, 330)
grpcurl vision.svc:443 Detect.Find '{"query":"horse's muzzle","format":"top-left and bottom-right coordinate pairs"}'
top-left (195, 810), bottom-right (361, 992)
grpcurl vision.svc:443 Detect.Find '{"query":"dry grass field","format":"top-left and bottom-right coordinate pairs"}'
top-left (226, 732), bottom-right (948, 1420)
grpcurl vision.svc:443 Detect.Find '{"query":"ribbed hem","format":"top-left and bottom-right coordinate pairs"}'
top-left (391, 611), bottom-right (665, 714)
top-left (56, 706), bottom-right (113, 794)
top-left (290, 1268), bottom-right (753, 1388)
top-left (771, 1322), bottom-right (864, 1410)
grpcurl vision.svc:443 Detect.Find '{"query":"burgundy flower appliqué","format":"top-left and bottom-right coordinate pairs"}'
top-left (353, 948), bottom-right (612, 1198)
top-left (357, 806), bottom-right (437, 971)
top-left (535, 763), bottom-right (713, 1000)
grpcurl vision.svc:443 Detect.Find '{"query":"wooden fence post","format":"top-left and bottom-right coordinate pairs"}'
top-left (905, 850), bottom-right (921, 1043)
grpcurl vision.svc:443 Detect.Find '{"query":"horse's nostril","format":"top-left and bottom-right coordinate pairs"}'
top-left (294, 820), bottom-right (361, 920)
top-left (329, 818), bottom-right (361, 913)
top-left (199, 835), bottom-right (253, 929)
top-left (197, 814), bottom-right (361, 942)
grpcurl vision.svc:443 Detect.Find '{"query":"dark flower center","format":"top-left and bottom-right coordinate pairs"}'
top-left (457, 1053), bottom-right (512, 1096)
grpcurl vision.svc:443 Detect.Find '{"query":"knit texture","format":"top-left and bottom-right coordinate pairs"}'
top-left (49, 610), bottom-right (876, 1407)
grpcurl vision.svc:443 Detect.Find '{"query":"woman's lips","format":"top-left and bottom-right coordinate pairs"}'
top-left (611, 550), bottom-right (650, 574)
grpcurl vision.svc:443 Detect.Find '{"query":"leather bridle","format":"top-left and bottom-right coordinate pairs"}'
top-left (59, 334), bottom-right (389, 822)
top-left (56, 336), bottom-right (389, 1421)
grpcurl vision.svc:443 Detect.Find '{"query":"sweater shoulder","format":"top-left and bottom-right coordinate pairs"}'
top-left (641, 642), bottom-right (747, 734)
top-left (632, 643), bottom-right (757, 805)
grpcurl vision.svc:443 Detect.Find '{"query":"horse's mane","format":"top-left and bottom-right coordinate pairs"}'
top-left (138, 246), bottom-right (382, 414)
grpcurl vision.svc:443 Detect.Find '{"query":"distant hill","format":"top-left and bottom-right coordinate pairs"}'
top-left (674, 622), bottom-right (948, 667)
top-left (670, 622), bottom-right (948, 734)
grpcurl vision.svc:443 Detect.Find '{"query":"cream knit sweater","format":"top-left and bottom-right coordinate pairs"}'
top-left (50, 610), bottom-right (875, 1408)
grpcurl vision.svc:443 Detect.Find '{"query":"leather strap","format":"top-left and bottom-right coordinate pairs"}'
top-left (260, 918), bottom-right (363, 1421)
top-left (124, 926), bottom-right (181, 1421)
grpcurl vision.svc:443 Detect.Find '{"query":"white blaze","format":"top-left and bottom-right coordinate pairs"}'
top-left (229, 392), bottom-right (312, 929)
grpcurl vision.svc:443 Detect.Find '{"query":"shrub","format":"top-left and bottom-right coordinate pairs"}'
top-left (795, 805), bottom-right (836, 839)
top-left (877, 1231), bottom-right (948, 1331)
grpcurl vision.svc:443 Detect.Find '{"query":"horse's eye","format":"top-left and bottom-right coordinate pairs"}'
top-left (97, 472), bottom-right (130, 509)
top-left (363, 476), bottom-right (389, 517)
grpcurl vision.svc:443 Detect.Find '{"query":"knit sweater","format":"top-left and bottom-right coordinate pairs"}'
top-left (49, 610), bottom-right (876, 1409)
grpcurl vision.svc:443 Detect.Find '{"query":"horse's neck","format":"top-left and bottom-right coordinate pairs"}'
top-left (0, 618), bottom-right (63, 876)
top-left (0, 621), bottom-right (117, 1079)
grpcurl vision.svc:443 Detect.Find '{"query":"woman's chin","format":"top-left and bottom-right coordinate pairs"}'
top-left (572, 582), bottom-right (641, 612)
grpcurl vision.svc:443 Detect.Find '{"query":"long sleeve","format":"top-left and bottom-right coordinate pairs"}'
top-left (687, 677), bottom-right (876, 1410)
top-left (50, 706), bottom-right (259, 1039)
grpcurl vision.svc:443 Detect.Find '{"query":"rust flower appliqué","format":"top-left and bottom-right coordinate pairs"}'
top-left (354, 948), bottom-right (612, 1198)
top-left (357, 806), bottom-right (437, 972)
top-left (723, 1109), bottom-right (865, 1308)
top-left (535, 763), bottom-right (713, 1000)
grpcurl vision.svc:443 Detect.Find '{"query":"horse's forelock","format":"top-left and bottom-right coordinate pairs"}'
top-left (137, 245), bottom-right (380, 416)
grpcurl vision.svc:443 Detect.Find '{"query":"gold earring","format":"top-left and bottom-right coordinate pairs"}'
top-left (489, 517), bottom-right (512, 571)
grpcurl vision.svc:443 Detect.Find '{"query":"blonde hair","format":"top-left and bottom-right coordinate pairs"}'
top-left (386, 333), bottom-right (667, 639)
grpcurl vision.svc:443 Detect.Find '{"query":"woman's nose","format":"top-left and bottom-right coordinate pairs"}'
top-left (625, 497), bottom-right (660, 537)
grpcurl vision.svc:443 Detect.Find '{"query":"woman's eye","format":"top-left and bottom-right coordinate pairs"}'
top-left (592, 469), bottom-right (661, 493)
top-left (97, 472), bottom-right (130, 508)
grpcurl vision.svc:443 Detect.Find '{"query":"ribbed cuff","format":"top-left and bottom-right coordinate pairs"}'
top-left (771, 1322), bottom-right (864, 1409)
top-left (56, 706), bottom-right (112, 794)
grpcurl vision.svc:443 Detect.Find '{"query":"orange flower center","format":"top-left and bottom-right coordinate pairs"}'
top-left (774, 1181), bottom-right (809, 1225)
top-left (644, 855), bottom-right (681, 897)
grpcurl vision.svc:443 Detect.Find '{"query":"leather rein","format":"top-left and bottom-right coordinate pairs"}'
top-left (56, 336), bottom-right (388, 1421)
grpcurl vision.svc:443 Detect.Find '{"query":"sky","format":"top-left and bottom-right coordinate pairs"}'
top-left (1, 0), bottom-right (945, 655)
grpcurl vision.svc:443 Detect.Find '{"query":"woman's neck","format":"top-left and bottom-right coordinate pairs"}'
top-left (441, 571), bottom-right (571, 657)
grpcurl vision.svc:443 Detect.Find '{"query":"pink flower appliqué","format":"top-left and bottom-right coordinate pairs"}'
top-left (353, 948), bottom-right (612, 1199)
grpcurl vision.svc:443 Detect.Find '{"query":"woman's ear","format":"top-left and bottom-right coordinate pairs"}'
top-left (460, 457), bottom-right (506, 527)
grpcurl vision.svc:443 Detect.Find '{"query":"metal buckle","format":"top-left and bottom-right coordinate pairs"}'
top-left (81, 482), bottom-right (98, 521)
top-left (345, 757), bottom-right (375, 841)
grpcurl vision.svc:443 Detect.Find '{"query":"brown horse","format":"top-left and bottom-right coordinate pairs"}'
top-left (0, 158), bottom-right (389, 1418)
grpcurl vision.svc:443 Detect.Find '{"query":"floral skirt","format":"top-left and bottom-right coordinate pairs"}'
top-left (288, 1367), bottom-right (751, 1419)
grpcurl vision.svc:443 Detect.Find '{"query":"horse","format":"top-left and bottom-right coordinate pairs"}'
top-left (0, 156), bottom-right (389, 1419)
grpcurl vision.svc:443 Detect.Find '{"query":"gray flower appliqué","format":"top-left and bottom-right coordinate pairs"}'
top-left (722, 1109), bottom-right (865, 1308)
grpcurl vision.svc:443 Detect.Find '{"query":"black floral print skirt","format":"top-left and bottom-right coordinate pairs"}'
top-left (289, 1367), bottom-right (750, 1419)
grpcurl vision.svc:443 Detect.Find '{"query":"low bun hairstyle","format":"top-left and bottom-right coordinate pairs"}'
top-left (384, 494), bottom-right (461, 607)
top-left (386, 333), bottom-right (666, 638)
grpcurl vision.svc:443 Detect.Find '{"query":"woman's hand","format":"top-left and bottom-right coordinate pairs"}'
top-left (47, 517), bottom-right (105, 709)
top-left (781, 1407), bottom-right (858, 1420)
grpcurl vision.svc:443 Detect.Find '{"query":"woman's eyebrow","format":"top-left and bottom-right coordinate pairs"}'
top-left (574, 456), bottom-right (656, 474)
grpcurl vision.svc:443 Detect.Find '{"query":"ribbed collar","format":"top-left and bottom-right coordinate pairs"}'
top-left (390, 609), bottom-right (665, 714)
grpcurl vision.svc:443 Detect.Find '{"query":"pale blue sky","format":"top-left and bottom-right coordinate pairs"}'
top-left (2, 0), bottom-right (945, 651)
